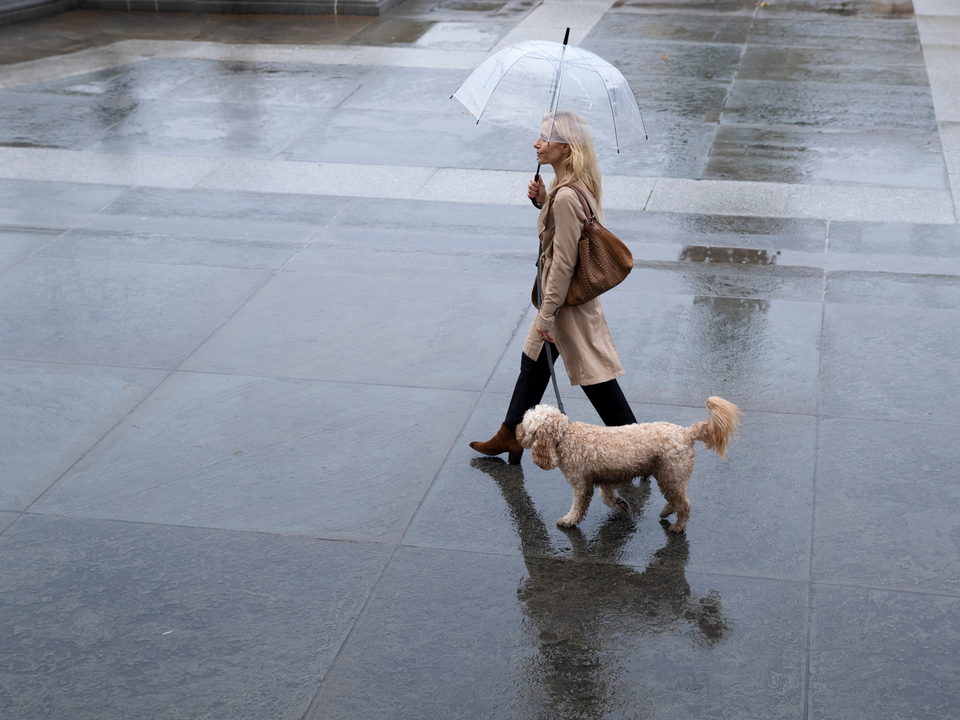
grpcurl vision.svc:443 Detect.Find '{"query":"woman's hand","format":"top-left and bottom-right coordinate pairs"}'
top-left (527, 176), bottom-right (546, 206)
top-left (537, 327), bottom-right (555, 344)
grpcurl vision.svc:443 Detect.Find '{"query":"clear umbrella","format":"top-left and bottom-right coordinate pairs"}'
top-left (452, 33), bottom-right (646, 154)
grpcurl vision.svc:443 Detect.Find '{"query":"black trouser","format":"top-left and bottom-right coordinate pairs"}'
top-left (503, 342), bottom-right (637, 430)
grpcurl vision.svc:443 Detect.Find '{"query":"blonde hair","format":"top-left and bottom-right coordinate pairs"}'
top-left (543, 111), bottom-right (603, 220)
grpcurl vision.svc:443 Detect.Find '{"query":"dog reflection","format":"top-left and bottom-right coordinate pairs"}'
top-left (472, 458), bottom-right (729, 717)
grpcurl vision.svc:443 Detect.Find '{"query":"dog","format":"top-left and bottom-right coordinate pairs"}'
top-left (515, 397), bottom-right (742, 532)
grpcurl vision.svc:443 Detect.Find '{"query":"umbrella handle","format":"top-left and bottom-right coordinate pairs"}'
top-left (531, 167), bottom-right (542, 209)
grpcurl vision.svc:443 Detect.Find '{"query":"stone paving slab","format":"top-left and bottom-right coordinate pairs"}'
top-left (37, 225), bottom-right (308, 270)
top-left (704, 126), bottom-right (948, 189)
top-left (0, 225), bottom-right (62, 255)
top-left (178, 270), bottom-right (531, 390)
top-left (813, 418), bottom-right (960, 595)
top-left (646, 178), bottom-right (956, 223)
top-left (0, 512), bottom-right (16, 533)
top-left (0, 514), bottom-right (392, 720)
top-left (810, 585), bottom-right (960, 719)
top-left (819, 303), bottom-right (960, 425)
top-left (0, 360), bottom-right (166, 511)
top-left (0, 255), bottom-right (271, 368)
top-left (0, 147), bottom-right (225, 188)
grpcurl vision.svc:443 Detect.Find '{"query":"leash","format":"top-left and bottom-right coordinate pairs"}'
top-left (537, 239), bottom-right (565, 415)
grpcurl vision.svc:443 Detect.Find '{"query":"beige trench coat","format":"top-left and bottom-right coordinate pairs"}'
top-left (522, 181), bottom-right (626, 386)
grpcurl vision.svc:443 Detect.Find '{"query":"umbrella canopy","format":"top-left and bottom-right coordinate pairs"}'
top-left (452, 39), bottom-right (646, 153)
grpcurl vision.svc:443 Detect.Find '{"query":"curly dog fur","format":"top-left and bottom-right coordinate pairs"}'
top-left (515, 397), bottom-right (742, 532)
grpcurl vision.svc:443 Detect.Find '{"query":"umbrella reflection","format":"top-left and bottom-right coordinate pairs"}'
top-left (471, 458), bottom-right (729, 718)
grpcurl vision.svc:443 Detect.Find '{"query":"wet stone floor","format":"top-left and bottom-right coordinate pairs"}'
top-left (0, 2), bottom-right (959, 719)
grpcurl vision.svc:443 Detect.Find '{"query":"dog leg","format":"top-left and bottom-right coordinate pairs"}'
top-left (599, 486), bottom-right (630, 513)
top-left (659, 501), bottom-right (674, 519)
top-left (663, 496), bottom-right (690, 534)
top-left (557, 483), bottom-right (593, 528)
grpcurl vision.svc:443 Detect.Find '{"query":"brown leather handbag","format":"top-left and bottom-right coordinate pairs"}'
top-left (533, 185), bottom-right (633, 308)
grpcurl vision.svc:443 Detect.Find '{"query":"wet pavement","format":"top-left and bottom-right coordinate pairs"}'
top-left (0, 1), bottom-right (958, 719)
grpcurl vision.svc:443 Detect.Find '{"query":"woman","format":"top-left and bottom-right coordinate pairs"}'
top-left (470, 110), bottom-right (637, 464)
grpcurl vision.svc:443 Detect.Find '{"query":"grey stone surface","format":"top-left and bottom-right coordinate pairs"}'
top-left (0, 514), bottom-right (392, 720)
top-left (0, 254), bottom-right (23, 273)
top-left (941, 121), bottom-right (960, 177)
top-left (610, 293), bottom-right (822, 414)
top-left (33, 373), bottom-right (477, 541)
top-left (826, 271), bottom-right (960, 310)
top-left (721, 80), bottom-right (938, 132)
top-left (588, 11), bottom-right (753, 43)
top-left (0, 226), bottom-right (62, 256)
top-left (0, 256), bottom-right (270, 367)
top-left (756, 0), bottom-right (916, 18)
top-left (346, 16), bottom-right (512, 47)
top-left (0, 360), bottom-right (166, 510)
top-left (820, 304), bottom-right (960, 424)
top-left (285, 107), bottom-right (507, 168)
top-left (4, 57), bottom-right (214, 100)
top-left (814, 419), bottom-right (960, 595)
top-left (329, 195), bottom-right (535, 239)
top-left (180, 269), bottom-right (530, 389)
top-left (810, 584), bottom-right (960, 719)
top-left (307, 544), bottom-right (808, 720)
top-left (167, 61), bottom-right (377, 107)
top-left (736, 45), bottom-right (926, 86)
top-left (0, 179), bottom-right (128, 228)
top-left (748, 16), bottom-right (920, 50)
top-left (0, 89), bottom-right (136, 148)
top-left (38, 225), bottom-right (309, 270)
top-left (582, 38), bottom-right (744, 82)
top-left (0, 512), bottom-right (19, 533)
top-left (340, 65), bottom-right (476, 114)
top-left (828, 219), bottom-right (960, 257)
top-left (704, 126), bottom-right (948, 189)
top-left (85, 98), bottom-right (327, 158)
top-left (101, 185), bottom-right (351, 226)
top-left (290, 227), bottom-right (536, 282)
top-left (610, 211), bottom-right (829, 252)
top-left (1, 3), bottom-right (959, 718)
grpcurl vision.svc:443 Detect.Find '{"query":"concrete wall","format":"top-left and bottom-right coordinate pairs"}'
top-left (0, 0), bottom-right (78, 26)
top-left (0, 0), bottom-right (398, 27)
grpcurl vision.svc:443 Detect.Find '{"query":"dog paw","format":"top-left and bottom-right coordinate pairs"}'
top-left (556, 517), bottom-right (578, 528)
top-left (666, 522), bottom-right (686, 534)
top-left (616, 498), bottom-right (631, 513)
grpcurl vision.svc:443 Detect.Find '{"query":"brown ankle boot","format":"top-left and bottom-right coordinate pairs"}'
top-left (470, 423), bottom-right (523, 465)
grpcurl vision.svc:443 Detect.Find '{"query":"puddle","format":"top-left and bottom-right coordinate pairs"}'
top-left (680, 246), bottom-right (779, 265)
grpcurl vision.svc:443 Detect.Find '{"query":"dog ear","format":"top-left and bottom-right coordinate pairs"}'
top-left (530, 419), bottom-right (560, 470)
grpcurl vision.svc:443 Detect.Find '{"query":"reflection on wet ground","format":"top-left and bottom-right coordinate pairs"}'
top-left (679, 246), bottom-right (778, 265)
top-left (467, 459), bottom-right (730, 717)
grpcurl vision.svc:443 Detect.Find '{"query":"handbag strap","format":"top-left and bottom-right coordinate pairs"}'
top-left (565, 184), bottom-right (598, 224)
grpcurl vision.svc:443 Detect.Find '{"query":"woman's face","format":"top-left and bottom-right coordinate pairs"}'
top-left (534, 121), bottom-right (569, 166)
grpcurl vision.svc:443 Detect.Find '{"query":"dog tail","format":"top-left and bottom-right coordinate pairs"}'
top-left (693, 397), bottom-right (742, 460)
